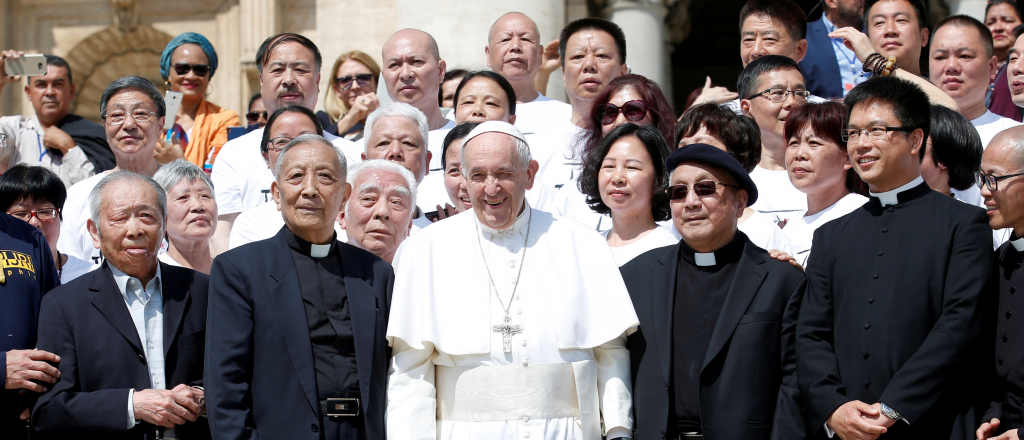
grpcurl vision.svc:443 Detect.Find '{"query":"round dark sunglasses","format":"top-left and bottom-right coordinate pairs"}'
top-left (335, 74), bottom-right (374, 90)
top-left (173, 63), bottom-right (210, 77)
top-left (666, 180), bottom-right (738, 200)
top-left (598, 100), bottom-right (649, 125)
top-left (246, 111), bottom-right (267, 122)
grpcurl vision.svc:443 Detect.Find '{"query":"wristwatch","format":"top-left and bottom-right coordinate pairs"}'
top-left (879, 402), bottom-right (909, 424)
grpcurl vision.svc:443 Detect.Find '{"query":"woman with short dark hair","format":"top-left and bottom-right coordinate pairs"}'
top-left (923, 105), bottom-right (984, 204)
top-left (0, 165), bottom-right (94, 282)
top-left (577, 123), bottom-right (676, 265)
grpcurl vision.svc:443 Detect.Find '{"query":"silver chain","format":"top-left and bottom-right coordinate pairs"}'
top-left (474, 206), bottom-right (532, 321)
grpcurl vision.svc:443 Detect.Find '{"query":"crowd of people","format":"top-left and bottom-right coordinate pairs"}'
top-left (6, 0), bottom-right (1024, 439)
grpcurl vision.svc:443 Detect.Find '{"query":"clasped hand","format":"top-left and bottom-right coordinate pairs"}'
top-left (132, 384), bottom-right (205, 428)
top-left (828, 401), bottom-right (895, 440)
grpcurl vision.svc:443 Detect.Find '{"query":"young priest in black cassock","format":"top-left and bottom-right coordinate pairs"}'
top-left (796, 76), bottom-right (995, 440)
top-left (977, 126), bottom-right (1024, 440)
top-left (621, 144), bottom-right (808, 440)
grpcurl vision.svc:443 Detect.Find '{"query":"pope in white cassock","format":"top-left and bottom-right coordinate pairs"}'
top-left (385, 121), bottom-right (639, 439)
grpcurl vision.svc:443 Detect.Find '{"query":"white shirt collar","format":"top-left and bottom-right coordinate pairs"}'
top-left (310, 244), bottom-right (331, 258)
top-left (477, 201), bottom-right (532, 238)
top-left (1012, 234), bottom-right (1024, 252)
top-left (869, 176), bottom-right (924, 207)
top-left (108, 263), bottom-right (162, 303)
top-left (694, 253), bottom-right (716, 267)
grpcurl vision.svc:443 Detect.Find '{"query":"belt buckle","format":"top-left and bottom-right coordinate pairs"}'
top-left (324, 397), bottom-right (360, 417)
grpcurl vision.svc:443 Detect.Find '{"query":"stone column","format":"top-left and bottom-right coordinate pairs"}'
top-left (240, 0), bottom-right (276, 63)
top-left (606, 0), bottom-right (671, 98)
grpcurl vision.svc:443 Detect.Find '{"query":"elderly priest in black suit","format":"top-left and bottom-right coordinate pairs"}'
top-left (31, 171), bottom-right (209, 439)
top-left (621, 144), bottom-right (807, 440)
top-left (796, 76), bottom-right (994, 440)
top-left (978, 126), bottom-right (1024, 440)
top-left (206, 134), bottom-right (394, 440)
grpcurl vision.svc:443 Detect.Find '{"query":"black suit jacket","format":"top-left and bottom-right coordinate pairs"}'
top-left (800, 16), bottom-right (845, 99)
top-left (621, 235), bottom-right (808, 440)
top-left (796, 184), bottom-right (995, 439)
top-left (205, 228), bottom-right (394, 440)
top-left (31, 262), bottom-right (210, 440)
top-left (982, 241), bottom-right (1024, 433)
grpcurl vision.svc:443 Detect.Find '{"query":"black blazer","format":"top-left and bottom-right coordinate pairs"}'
top-left (800, 16), bottom-right (845, 99)
top-left (205, 228), bottom-right (394, 440)
top-left (31, 262), bottom-right (209, 440)
top-left (621, 235), bottom-right (808, 440)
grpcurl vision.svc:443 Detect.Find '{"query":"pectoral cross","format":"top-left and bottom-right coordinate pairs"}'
top-left (493, 316), bottom-right (522, 353)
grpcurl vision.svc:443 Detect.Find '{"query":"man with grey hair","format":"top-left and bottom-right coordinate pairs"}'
top-left (386, 121), bottom-right (639, 440)
top-left (32, 170), bottom-right (211, 440)
top-left (341, 159), bottom-right (417, 263)
top-left (362, 102), bottom-right (442, 226)
top-left (381, 28), bottom-right (455, 172)
top-left (57, 76), bottom-right (165, 266)
top-left (207, 134), bottom-right (394, 440)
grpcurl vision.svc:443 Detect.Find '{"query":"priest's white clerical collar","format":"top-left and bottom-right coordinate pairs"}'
top-left (310, 243), bottom-right (331, 258)
top-left (477, 201), bottom-right (532, 238)
top-left (1011, 234), bottom-right (1024, 252)
top-left (870, 176), bottom-right (924, 207)
top-left (694, 252), bottom-right (716, 267)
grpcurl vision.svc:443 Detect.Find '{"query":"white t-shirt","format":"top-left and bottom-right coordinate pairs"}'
top-left (211, 128), bottom-right (359, 216)
top-left (601, 226), bottom-right (678, 266)
top-left (56, 172), bottom-right (106, 264)
top-left (157, 252), bottom-right (184, 267)
top-left (514, 94), bottom-right (573, 136)
top-left (228, 201), bottom-right (348, 249)
top-left (415, 172), bottom-right (450, 213)
top-left (547, 182), bottom-right (610, 232)
top-left (427, 119), bottom-right (456, 171)
top-left (526, 121), bottom-right (585, 194)
top-left (60, 254), bottom-right (97, 284)
top-left (972, 110), bottom-right (1022, 149)
top-left (783, 193), bottom-right (868, 267)
top-left (748, 166), bottom-right (808, 224)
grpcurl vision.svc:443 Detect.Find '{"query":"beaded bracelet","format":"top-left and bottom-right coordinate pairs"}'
top-left (863, 53), bottom-right (884, 72)
top-left (880, 56), bottom-right (897, 76)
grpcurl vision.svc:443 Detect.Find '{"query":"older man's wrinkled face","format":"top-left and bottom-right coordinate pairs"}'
top-left (103, 90), bottom-right (164, 160)
top-left (260, 41), bottom-right (321, 113)
top-left (27, 64), bottom-right (74, 125)
top-left (344, 168), bottom-right (413, 262)
top-left (486, 13), bottom-right (543, 83)
top-left (670, 163), bottom-right (746, 251)
top-left (562, 29), bottom-right (627, 105)
top-left (88, 180), bottom-right (164, 280)
top-left (363, 115), bottom-right (430, 182)
top-left (272, 142), bottom-right (350, 243)
top-left (382, 30), bottom-right (446, 110)
top-left (462, 132), bottom-right (538, 230)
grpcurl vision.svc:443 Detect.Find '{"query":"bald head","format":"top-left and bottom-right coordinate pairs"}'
top-left (489, 12), bottom-right (540, 42)
top-left (989, 125), bottom-right (1024, 171)
top-left (384, 29), bottom-right (440, 61)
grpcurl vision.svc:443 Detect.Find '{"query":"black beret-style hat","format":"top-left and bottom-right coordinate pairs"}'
top-left (665, 143), bottom-right (759, 205)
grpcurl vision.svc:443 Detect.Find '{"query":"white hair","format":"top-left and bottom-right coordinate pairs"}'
top-left (153, 159), bottom-right (215, 199)
top-left (345, 160), bottom-right (419, 219)
top-left (274, 134), bottom-right (348, 178)
top-left (461, 133), bottom-right (532, 171)
top-left (88, 171), bottom-right (168, 226)
top-left (363, 102), bottom-right (429, 154)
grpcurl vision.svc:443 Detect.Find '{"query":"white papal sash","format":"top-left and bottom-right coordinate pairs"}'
top-left (435, 360), bottom-right (601, 439)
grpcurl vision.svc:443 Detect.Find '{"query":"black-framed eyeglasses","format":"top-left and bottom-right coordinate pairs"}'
top-left (977, 171), bottom-right (1024, 191)
top-left (840, 126), bottom-right (915, 143)
top-left (103, 109), bottom-right (158, 126)
top-left (335, 74), bottom-right (373, 90)
top-left (9, 208), bottom-right (59, 222)
top-left (667, 180), bottom-right (739, 200)
top-left (173, 63), bottom-right (210, 77)
top-left (266, 136), bottom-right (295, 152)
top-left (597, 100), bottom-right (649, 125)
top-left (748, 87), bottom-right (810, 103)
top-left (246, 111), bottom-right (267, 122)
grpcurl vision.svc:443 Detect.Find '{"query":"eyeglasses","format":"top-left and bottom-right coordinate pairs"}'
top-left (598, 100), bottom-right (649, 126)
top-left (0, 133), bottom-right (6, 149)
top-left (977, 171), bottom-right (1024, 191)
top-left (748, 87), bottom-right (810, 103)
top-left (173, 63), bottom-right (210, 77)
top-left (335, 74), bottom-right (374, 90)
top-left (246, 111), bottom-right (267, 123)
top-left (9, 208), bottom-right (59, 222)
top-left (267, 136), bottom-right (295, 152)
top-left (667, 180), bottom-right (738, 200)
top-left (103, 109), bottom-right (158, 126)
top-left (840, 126), bottom-right (915, 143)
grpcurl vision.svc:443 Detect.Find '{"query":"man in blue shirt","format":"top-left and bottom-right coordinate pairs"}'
top-left (802, 0), bottom-right (866, 98)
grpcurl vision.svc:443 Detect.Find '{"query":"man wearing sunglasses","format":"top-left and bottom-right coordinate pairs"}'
top-left (210, 33), bottom-right (360, 256)
top-left (738, 55), bottom-right (810, 226)
top-left (797, 76), bottom-right (994, 440)
top-left (977, 126), bottom-right (1024, 440)
top-left (621, 144), bottom-right (807, 440)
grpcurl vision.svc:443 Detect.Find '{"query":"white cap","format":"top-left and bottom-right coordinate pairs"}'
top-left (463, 121), bottom-right (527, 145)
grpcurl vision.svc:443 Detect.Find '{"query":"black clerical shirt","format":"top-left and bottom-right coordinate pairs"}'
top-left (672, 234), bottom-right (744, 432)
top-left (285, 229), bottom-right (359, 397)
top-left (985, 234), bottom-right (1024, 431)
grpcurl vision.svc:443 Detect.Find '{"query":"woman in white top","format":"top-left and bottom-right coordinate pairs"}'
top-left (782, 101), bottom-right (869, 267)
top-left (153, 159), bottom-right (218, 273)
top-left (577, 123), bottom-right (676, 266)
top-left (0, 165), bottom-right (95, 283)
top-left (675, 103), bottom-right (794, 254)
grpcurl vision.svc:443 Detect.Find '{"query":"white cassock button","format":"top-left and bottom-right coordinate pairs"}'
top-left (522, 340), bottom-right (527, 347)
top-left (524, 433), bottom-right (531, 438)
top-left (510, 262), bottom-right (516, 268)
top-left (506, 232), bottom-right (514, 238)
top-left (515, 295), bottom-right (520, 300)
top-left (517, 309), bottom-right (523, 315)
top-left (523, 416), bottom-right (530, 423)
top-left (522, 361), bottom-right (529, 367)
top-left (511, 277), bottom-right (518, 284)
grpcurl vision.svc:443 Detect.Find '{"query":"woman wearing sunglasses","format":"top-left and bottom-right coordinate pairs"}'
top-left (158, 32), bottom-right (241, 171)
top-left (318, 50), bottom-right (380, 141)
top-left (578, 123), bottom-right (677, 266)
top-left (0, 165), bottom-right (94, 283)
